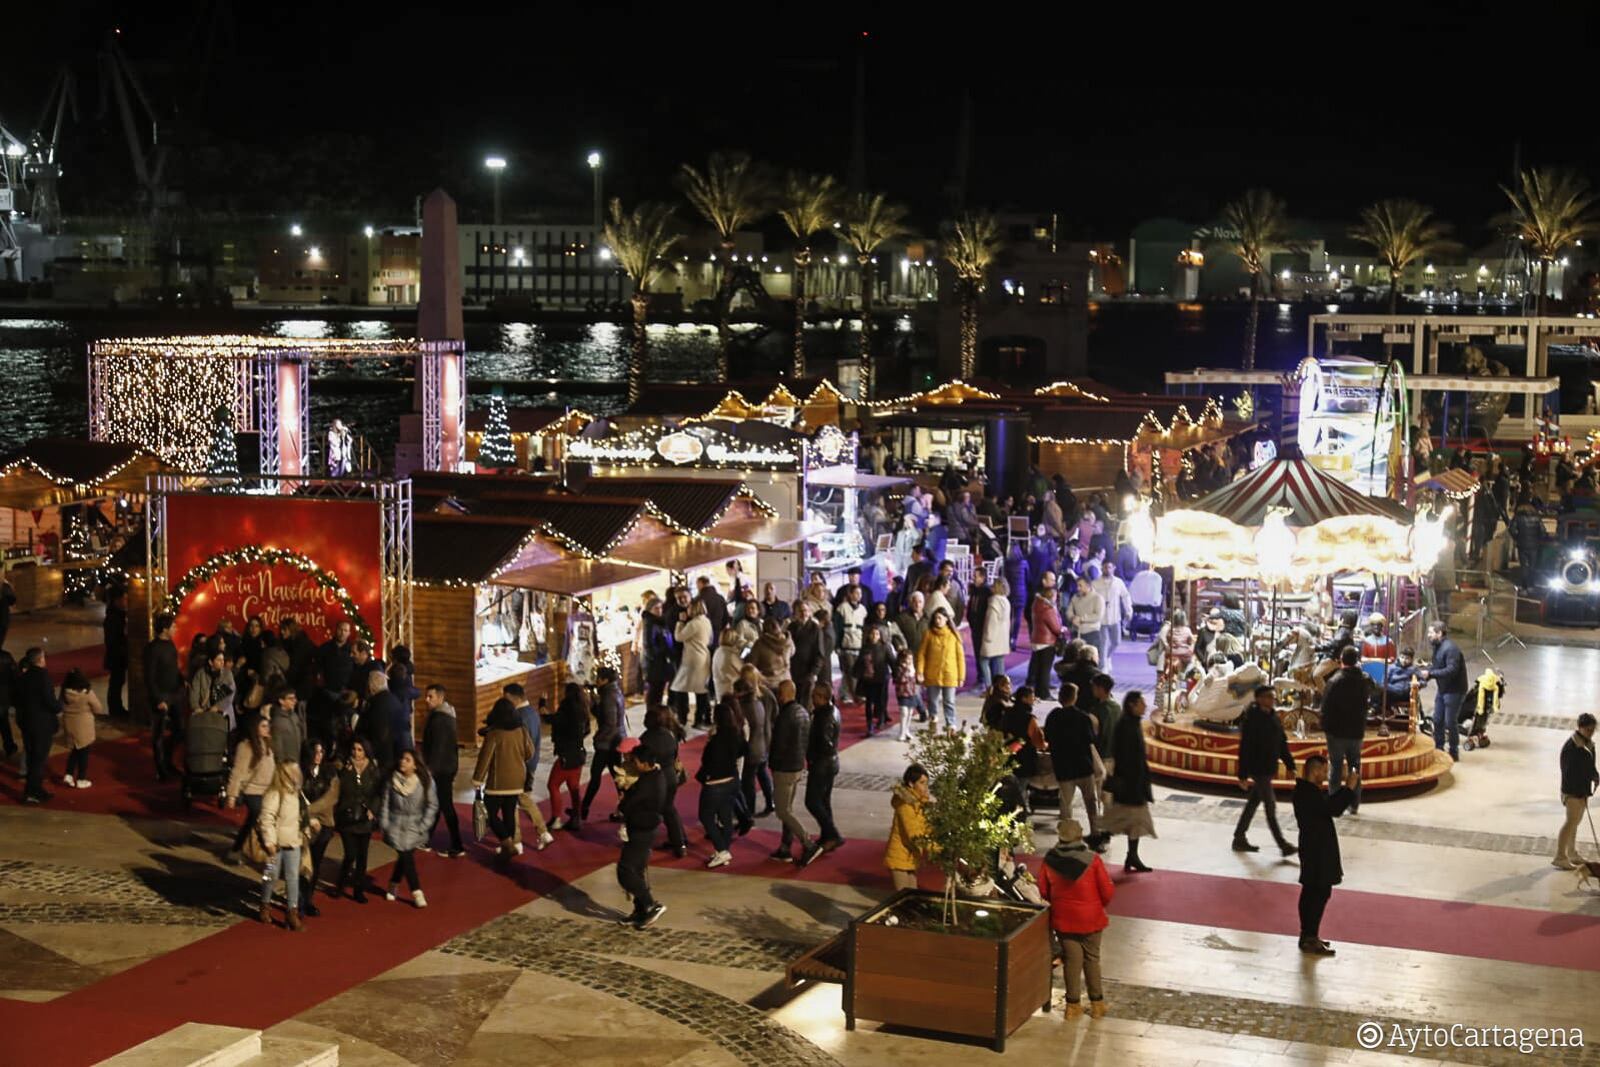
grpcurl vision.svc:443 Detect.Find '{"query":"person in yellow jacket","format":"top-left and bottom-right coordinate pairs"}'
top-left (884, 763), bottom-right (932, 890)
top-left (915, 607), bottom-right (966, 729)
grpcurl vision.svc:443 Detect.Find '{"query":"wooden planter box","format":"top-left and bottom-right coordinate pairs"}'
top-left (843, 889), bottom-right (1052, 1052)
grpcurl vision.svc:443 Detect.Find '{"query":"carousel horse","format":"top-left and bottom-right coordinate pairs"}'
top-left (1179, 655), bottom-right (1268, 724)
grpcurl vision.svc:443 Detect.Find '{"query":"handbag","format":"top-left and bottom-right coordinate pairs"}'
top-left (472, 790), bottom-right (489, 840)
top-left (1146, 643), bottom-right (1163, 667)
top-left (673, 758), bottom-right (688, 788)
top-left (241, 821), bottom-right (268, 866)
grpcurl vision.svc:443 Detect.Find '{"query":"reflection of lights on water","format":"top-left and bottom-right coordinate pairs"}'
top-left (273, 319), bottom-right (333, 338)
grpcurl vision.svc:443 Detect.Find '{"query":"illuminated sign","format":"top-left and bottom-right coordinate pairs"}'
top-left (656, 432), bottom-right (706, 465)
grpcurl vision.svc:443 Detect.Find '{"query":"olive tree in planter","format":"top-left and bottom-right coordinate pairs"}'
top-left (839, 726), bottom-right (1050, 1052)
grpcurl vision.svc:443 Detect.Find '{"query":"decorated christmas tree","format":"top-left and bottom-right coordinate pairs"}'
top-left (478, 394), bottom-right (516, 470)
top-left (205, 405), bottom-right (239, 477)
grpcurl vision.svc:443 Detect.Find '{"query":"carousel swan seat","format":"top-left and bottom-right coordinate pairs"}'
top-left (1179, 662), bottom-right (1267, 723)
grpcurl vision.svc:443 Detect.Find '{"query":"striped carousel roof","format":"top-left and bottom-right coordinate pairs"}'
top-left (1191, 459), bottom-right (1409, 527)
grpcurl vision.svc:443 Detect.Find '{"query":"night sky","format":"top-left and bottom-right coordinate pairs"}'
top-left (7, 4), bottom-right (1596, 242)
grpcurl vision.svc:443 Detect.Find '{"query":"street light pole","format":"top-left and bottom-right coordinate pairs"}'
top-left (484, 155), bottom-right (507, 226)
top-left (587, 150), bottom-right (603, 232)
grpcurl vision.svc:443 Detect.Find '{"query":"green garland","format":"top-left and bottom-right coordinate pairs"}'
top-left (162, 545), bottom-right (373, 645)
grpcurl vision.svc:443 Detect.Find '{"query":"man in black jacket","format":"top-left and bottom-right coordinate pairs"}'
top-left (582, 666), bottom-right (627, 821)
top-left (1419, 620), bottom-right (1467, 761)
top-left (279, 618), bottom-right (318, 704)
top-left (317, 621), bottom-right (355, 698)
top-left (1044, 683), bottom-right (1105, 849)
top-left (18, 648), bottom-right (61, 803)
top-left (696, 575), bottom-right (729, 638)
top-left (1293, 754), bottom-right (1358, 956)
top-left (1555, 713), bottom-right (1598, 870)
top-left (144, 614), bottom-right (185, 781)
top-left (421, 684), bottom-right (464, 857)
top-left (640, 599), bottom-right (672, 713)
top-left (103, 587), bottom-right (129, 717)
top-left (1318, 646), bottom-right (1370, 814)
top-left (1234, 685), bottom-right (1298, 855)
top-left (0, 576), bottom-right (15, 652)
top-left (788, 605), bottom-right (824, 704)
top-left (768, 680), bottom-right (819, 865)
top-left (616, 746), bottom-right (668, 929)
top-left (805, 683), bottom-right (843, 856)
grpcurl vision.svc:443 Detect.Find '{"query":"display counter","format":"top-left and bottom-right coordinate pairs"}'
top-left (4, 562), bottom-right (64, 613)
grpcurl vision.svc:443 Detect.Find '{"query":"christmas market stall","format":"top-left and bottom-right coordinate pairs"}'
top-left (465, 400), bottom-right (591, 473)
top-left (1142, 457), bottom-right (1455, 791)
top-left (1029, 396), bottom-right (1249, 495)
top-left (0, 438), bottom-right (170, 609)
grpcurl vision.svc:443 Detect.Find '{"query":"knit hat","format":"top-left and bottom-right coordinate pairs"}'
top-left (1056, 817), bottom-right (1084, 842)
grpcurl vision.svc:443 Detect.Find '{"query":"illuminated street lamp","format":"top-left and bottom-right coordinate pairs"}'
top-left (587, 150), bottom-right (603, 232)
top-left (484, 155), bottom-right (507, 226)
top-left (290, 223), bottom-right (303, 237)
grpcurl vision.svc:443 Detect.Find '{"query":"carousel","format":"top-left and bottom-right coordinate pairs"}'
top-left (1141, 457), bottom-right (1456, 791)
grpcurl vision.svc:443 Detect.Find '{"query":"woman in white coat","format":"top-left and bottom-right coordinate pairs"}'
top-left (672, 598), bottom-right (714, 726)
top-left (976, 577), bottom-right (1012, 692)
top-left (711, 626), bottom-right (746, 703)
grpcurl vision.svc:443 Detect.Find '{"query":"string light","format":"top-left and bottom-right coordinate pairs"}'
top-left (162, 545), bottom-right (374, 645)
top-left (1032, 381), bottom-right (1111, 403)
top-left (866, 379), bottom-right (1001, 410)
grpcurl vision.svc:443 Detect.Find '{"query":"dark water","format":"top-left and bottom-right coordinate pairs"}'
top-left (0, 300), bottom-right (1554, 460)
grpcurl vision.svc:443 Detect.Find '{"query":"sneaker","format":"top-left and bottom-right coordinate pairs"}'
top-left (537, 832), bottom-right (554, 850)
top-left (413, 890), bottom-right (428, 909)
top-left (634, 903), bottom-right (667, 929)
top-left (1298, 939), bottom-right (1335, 956)
top-left (75, 780), bottom-right (92, 789)
top-left (549, 817), bottom-right (567, 831)
top-left (1280, 844), bottom-right (1298, 858)
top-left (63, 774), bottom-right (76, 787)
top-left (445, 849), bottom-right (465, 859)
top-left (23, 794), bottom-right (43, 805)
top-left (513, 842), bottom-right (525, 856)
top-left (385, 888), bottom-right (397, 902)
top-left (1231, 839), bottom-right (1260, 853)
top-left (1552, 858), bottom-right (1579, 870)
top-left (418, 846), bottom-right (434, 854)
top-left (799, 841), bottom-right (825, 868)
top-left (706, 850), bottom-right (732, 869)
top-left (821, 836), bottom-right (846, 853)
top-left (618, 913), bottom-right (643, 927)
top-left (769, 848), bottom-right (794, 863)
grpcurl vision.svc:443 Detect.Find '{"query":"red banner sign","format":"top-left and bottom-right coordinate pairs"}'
top-left (164, 495), bottom-right (385, 652)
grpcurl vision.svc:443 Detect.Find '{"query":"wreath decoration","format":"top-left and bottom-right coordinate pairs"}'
top-left (162, 546), bottom-right (373, 645)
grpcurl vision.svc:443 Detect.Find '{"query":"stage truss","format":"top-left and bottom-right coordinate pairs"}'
top-left (143, 473), bottom-right (414, 653)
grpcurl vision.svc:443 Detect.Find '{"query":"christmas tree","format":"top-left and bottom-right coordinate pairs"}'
top-left (478, 394), bottom-right (516, 470)
top-left (205, 404), bottom-right (242, 487)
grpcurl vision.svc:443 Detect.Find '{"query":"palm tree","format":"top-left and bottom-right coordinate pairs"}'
top-left (944, 213), bottom-right (1002, 379)
top-left (843, 192), bottom-right (912, 399)
top-left (1221, 188), bottom-right (1292, 372)
top-left (777, 172), bottom-right (843, 379)
top-left (1498, 167), bottom-right (1600, 316)
top-left (679, 151), bottom-right (772, 378)
top-left (1349, 199), bottom-right (1459, 316)
top-left (602, 198), bottom-right (682, 407)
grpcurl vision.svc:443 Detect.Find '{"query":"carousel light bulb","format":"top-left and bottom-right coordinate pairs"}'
top-left (1254, 508), bottom-right (1296, 580)
top-left (1126, 499), bottom-right (1155, 559)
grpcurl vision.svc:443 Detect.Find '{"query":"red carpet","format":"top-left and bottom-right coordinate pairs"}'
top-left (44, 643), bottom-right (108, 684)
top-left (0, 735), bottom-right (230, 817)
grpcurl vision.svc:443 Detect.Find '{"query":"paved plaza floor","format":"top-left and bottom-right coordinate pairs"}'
top-left (3, 605), bottom-right (1599, 1066)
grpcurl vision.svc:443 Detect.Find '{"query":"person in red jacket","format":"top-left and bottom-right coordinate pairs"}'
top-left (1038, 816), bottom-right (1114, 1019)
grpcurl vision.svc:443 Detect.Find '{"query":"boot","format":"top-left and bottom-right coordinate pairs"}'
top-left (1064, 1000), bottom-right (1083, 1020)
top-left (258, 904), bottom-right (274, 925)
top-left (1088, 1000), bottom-right (1107, 1019)
top-left (286, 909), bottom-right (304, 932)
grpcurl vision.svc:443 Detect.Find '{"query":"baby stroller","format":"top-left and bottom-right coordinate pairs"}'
top-left (1460, 668), bottom-right (1505, 751)
top-left (181, 708), bottom-right (231, 808)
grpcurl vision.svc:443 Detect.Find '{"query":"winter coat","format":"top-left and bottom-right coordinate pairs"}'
top-left (807, 702), bottom-right (841, 775)
top-left (748, 632), bottom-right (792, 687)
top-left (1029, 594), bottom-right (1063, 649)
top-left (915, 624), bottom-right (965, 688)
top-left (1068, 589), bottom-right (1105, 635)
top-left (60, 687), bottom-right (104, 749)
top-left (1003, 553), bottom-right (1031, 611)
top-left (142, 638), bottom-right (183, 711)
top-left (641, 612), bottom-right (673, 684)
top-left (744, 688), bottom-right (776, 763)
top-left (593, 681), bottom-right (625, 751)
top-left (225, 740), bottom-right (275, 801)
top-left (978, 594), bottom-right (1011, 658)
top-left (671, 615), bottom-right (713, 694)
top-left (473, 724), bottom-right (535, 795)
top-left (1039, 842), bottom-right (1114, 934)
top-left (544, 695), bottom-right (590, 769)
top-left (1237, 704), bottom-right (1295, 781)
top-left (1318, 667), bottom-right (1370, 741)
top-left (698, 587), bottom-right (729, 636)
top-left (1560, 733), bottom-right (1599, 798)
top-left (788, 619), bottom-right (824, 684)
top-left (361, 691), bottom-right (397, 766)
top-left (378, 771), bottom-right (440, 852)
top-left (422, 704), bottom-right (460, 778)
top-left (1293, 778), bottom-right (1354, 887)
top-left (620, 766), bottom-right (667, 835)
top-left (852, 638), bottom-right (896, 688)
top-left (1105, 714), bottom-right (1152, 806)
top-left (835, 600), bottom-right (868, 652)
top-left (883, 784), bottom-right (929, 872)
top-left (769, 701), bottom-right (811, 774)
top-left (712, 645), bottom-right (745, 702)
top-left (895, 611), bottom-right (928, 659)
top-left (318, 640), bottom-right (354, 694)
top-left (269, 704), bottom-right (307, 765)
top-left (257, 785), bottom-right (308, 850)
top-left (1428, 637), bottom-right (1468, 695)
top-left (333, 760), bottom-right (384, 832)
top-left (1045, 704), bottom-right (1100, 782)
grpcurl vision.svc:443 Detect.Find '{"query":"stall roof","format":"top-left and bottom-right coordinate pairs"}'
top-left (609, 536), bottom-right (751, 572)
top-left (1415, 468), bottom-right (1480, 497)
top-left (434, 496), bottom-right (648, 556)
top-left (568, 478), bottom-right (751, 530)
top-left (0, 438), bottom-right (169, 509)
top-left (806, 467), bottom-right (913, 489)
top-left (624, 380), bottom-right (832, 419)
top-left (494, 558), bottom-right (660, 596)
top-left (710, 516), bottom-right (832, 548)
top-left (412, 515), bottom-right (541, 583)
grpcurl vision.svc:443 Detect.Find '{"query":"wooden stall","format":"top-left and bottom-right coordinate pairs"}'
top-left (464, 407), bottom-right (590, 472)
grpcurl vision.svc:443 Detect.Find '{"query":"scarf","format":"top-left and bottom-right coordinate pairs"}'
top-left (392, 772), bottom-right (420, 798)
top-left (1042, 840), bottom-right (1092, 881)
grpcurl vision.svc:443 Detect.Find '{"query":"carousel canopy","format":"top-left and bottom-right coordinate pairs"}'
top-left (1189, 458), bottom-right (1409, 527)
top-left (0, 438), bottom-right (169, 509)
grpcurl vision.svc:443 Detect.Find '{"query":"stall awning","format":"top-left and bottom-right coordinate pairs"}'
top-left (710, 517), bottom-right (832, 548)
top-left (0, 438), bottom-right (170, 510)
top-left (806, 467), bottom-right (912, 489)
top-left (493, 558), bottom-right (659, 597)
top-left (1415, 468), bottom-right (1479, 498)
top-left (609, 536), bottom-right (752, 572)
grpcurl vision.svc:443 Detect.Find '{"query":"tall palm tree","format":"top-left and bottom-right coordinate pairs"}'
top-left (777, 172), bottom-right (843, 379)
top-left (843, 192), bottom-right (912, 400)
top-left (944, 213), bottom-right (1002, 379)
top-left (1349, 199), bottom-right (1460, 316)
top-left (1221, 188), bottom-right (1292, 372)
top-left (1498, 167), bottom-right (1600, 316)
top-left (679, 151), bottom-right (772, 378)
top-left (602, 198), bottom-right (682, 407)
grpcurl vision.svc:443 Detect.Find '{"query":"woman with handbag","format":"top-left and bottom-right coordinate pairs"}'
top-left (472, 698), bottom-right (535, 860)
top-left (332, 737), bottom-right (383, 901)
top-left (1100, 691), bottom-right (1157, 874)
top-left (224, 716), bottom-right (275, 864)
top-left (256, 762), bottom-right (308, 930)
top-left (378, 748), bottom-right (439, 907)
top-left (299, 739), bottom-right (336, 917)
top-left (543, 683), bottom-right (591, 832)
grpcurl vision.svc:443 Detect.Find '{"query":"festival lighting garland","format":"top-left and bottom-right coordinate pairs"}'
top-left (865, 379), bottom-right (1002, 410)
top-left (0, 454), bottom-right (144, 492)
top-left (1033, 381), bottom-right (1111, 402)
top-left (162, 546), bottom-right (373, 644)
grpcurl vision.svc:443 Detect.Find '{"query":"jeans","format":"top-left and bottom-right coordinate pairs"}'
top-left (1234, 777), bottom-right (1289, 845)
top-left (1325, 737), bottom-right (1364, 811)
top-left (1104, 624), bottom-right (1121, 661)
top-left (1058, 930), bottom-right (1103, 1002)
top-left (1081, 628), bottom-right (1106, 669)
top-left (1058, 776), bottom-right (1101, 835)
top-left (861, 679), bottom-right (889, 730)
top-left (337, 829), bottom-right (372, 893)
top-left (698, 779), bottom-right (739, 852)
top-left (66, 746), bottom-right (90, 782)
top-left (1299, 882), bottom-right (1332, 943)
top-left (582, 747), bottom-right (619, 813)
top-left (430, 771), bottom-right (463, 852)
top-left (975, 654), bottom-right (1007, 692)
top-left (391, 850), bottom-right (422, 892)
top-left (486, 795), bottom-right (519, 842)
top-left (1027, 647), bottom-right (1055, 698)
top-left (151, 704), bottom-right (180, 779)
top-left (741, 756), bottom-right (773, 814)
top-left (1433, 692), bottom-right (1463, 758)
top-left (836, 650), bottom-right (859, 701)
top-left (805, 766), bottom-right (839, 842)
top-left (773, 770), bottom-right (811, 851)
top-left (617, 835), bottom-right (656, 915)
top-left (1558, 795), bottom-right (1587, 864)
top-left (928, 686), bottom-right (957, 728)
top-left (660, 779), bottom-right (687, 849)
top-left (261, 846), bottom-right (301, 911)
top-left (231, 794), bottom-right (263, 851)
